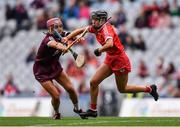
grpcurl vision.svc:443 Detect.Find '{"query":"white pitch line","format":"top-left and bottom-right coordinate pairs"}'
top-left (67, 119), bottom-right (179, 126)
top-left (27, 119), bottom-right (179, 127)
top-left (67, 120), bottom-right (109, 125)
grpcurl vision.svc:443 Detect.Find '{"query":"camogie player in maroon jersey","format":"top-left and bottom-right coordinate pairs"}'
top-left (33, 18), bottom-right (85, 119)
top-left (63, 10), bottom-right (159, 118)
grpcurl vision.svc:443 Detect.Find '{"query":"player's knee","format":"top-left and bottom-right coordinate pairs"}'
top-left (117, 87), bottom-right (126, 93)
top-left (90, 79), bottom-right (99, 88)
top-left (52, 92), bottom-right (60, 100)
top-left (66, 85), bottom-right (75, 93)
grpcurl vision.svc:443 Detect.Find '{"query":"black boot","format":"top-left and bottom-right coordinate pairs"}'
top-left (79, 109), bottom-right (98, 118)
top-left (74, 108), bottom-right (88, 119)
top-left (150, 84), bottom-right (159, 101)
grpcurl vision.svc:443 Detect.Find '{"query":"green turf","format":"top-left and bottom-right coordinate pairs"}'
top-left (0, 117), bottom-right (180, 126)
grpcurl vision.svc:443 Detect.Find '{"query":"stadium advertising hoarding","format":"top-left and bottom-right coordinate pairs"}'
top-left (1, 98), bottom-right (180, 117)
top-left (0, 98), bottom-right (52, 116)
top-left (119, 98), bottom-right (180, 117)
top-left (0, 96), bottom-right (89, 117)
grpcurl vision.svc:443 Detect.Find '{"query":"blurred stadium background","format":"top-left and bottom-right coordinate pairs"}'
top-left (0, 0), bottom-right (180, 117)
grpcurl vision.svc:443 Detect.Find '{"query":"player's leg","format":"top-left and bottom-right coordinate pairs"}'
top-left (55, 71), bottom-right (87, 119)
top-left (90, 63), bottom-right (113, 109)
top-left (55, 71), bottom-right (78, 107)
top-left (81, 63), bottom-right (113, 117)
top-left (115, 73), bottom-right (159, 101)
top-left (55, 70), bottom-right (86, 118)
top-left (40, 80), bottom-right (61, 119)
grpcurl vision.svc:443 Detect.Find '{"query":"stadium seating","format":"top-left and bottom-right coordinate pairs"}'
top-left (0, 0), bottom-right (180, 97)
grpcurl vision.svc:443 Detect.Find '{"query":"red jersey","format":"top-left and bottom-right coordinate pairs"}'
top-left (88, 23), bottom-right (131, 75)
top-left (88, 23), bottom-right (124, 55)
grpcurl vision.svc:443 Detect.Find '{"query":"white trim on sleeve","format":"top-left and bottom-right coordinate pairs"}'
top-left (105, 36), bottom-right (113, 42)
top-left (47, 36), bottom-right (55, 47)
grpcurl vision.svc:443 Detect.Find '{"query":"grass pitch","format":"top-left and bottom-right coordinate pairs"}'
top-left (0, 117), bottom-right (180, 126)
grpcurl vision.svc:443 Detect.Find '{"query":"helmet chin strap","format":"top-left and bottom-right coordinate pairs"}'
top-left (93, 19), bottom-right (105, 30)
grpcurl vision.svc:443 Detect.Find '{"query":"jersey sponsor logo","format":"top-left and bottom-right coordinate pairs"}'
top-left (49, 36), bottom-right (54, 41)
top-left (37, 77), bottom-right (41, 80)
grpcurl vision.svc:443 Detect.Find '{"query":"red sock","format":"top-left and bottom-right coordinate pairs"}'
top-left (90, 103), bottom-right (97, 111)
top-left (145, 86), bottom-right (152, 93)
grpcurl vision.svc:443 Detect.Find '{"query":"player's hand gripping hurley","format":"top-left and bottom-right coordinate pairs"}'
top-left (53, 30), bottom-right (85, 68)
top-left (64, 27), bottom-right (88, 52)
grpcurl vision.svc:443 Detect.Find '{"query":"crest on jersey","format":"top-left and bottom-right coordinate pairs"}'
top-left (119, 68), bottom-right (125, 73)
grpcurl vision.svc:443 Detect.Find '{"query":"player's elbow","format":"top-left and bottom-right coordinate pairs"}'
top-left (106, 38), bottom-right (113, 47)
top-left (109, 42), bottom-right (113, 47)
top-left (107, 41), bottom-right (113, 48)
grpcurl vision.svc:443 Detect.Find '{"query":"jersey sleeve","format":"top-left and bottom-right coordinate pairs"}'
top-left (102, 24), bottom-right (114, 42)
top-left (46, 36), bottom-right (55, 47)
top-left (64, 31), bottom-right (71, 36)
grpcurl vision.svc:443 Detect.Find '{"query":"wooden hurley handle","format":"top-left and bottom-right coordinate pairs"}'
top-left (65, 28), bottom-right (88, 51)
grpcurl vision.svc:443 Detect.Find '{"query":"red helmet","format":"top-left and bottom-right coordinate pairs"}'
top-left (46, 18), bottom-right (62, 28)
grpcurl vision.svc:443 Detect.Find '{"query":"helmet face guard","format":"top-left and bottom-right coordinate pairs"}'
top-left (91, 10), bottom-right (108, 29)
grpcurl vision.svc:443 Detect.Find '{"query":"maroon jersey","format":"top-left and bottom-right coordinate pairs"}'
top-left (33, 32), bottom-right (68, 82)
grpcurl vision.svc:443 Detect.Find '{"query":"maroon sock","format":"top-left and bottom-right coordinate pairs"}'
top-left (90, 103), bottom-right (97, 111)
top-left (145, 86), bottom-right (152, 93)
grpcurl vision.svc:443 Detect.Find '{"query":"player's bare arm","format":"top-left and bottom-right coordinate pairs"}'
top-left (94, 38), bottom-right (113, 56)
top-left (47, 40), bottom-right (67, 52)
top-left (99, 38), bottom-right (113, 53)
top-left (63, 27), bottom-right (87, 42)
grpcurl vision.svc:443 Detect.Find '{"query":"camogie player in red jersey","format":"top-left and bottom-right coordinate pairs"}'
top-left (63, 10), bottom-right (159, 117)
top-left (33, 18), bottom-right (85, 119)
